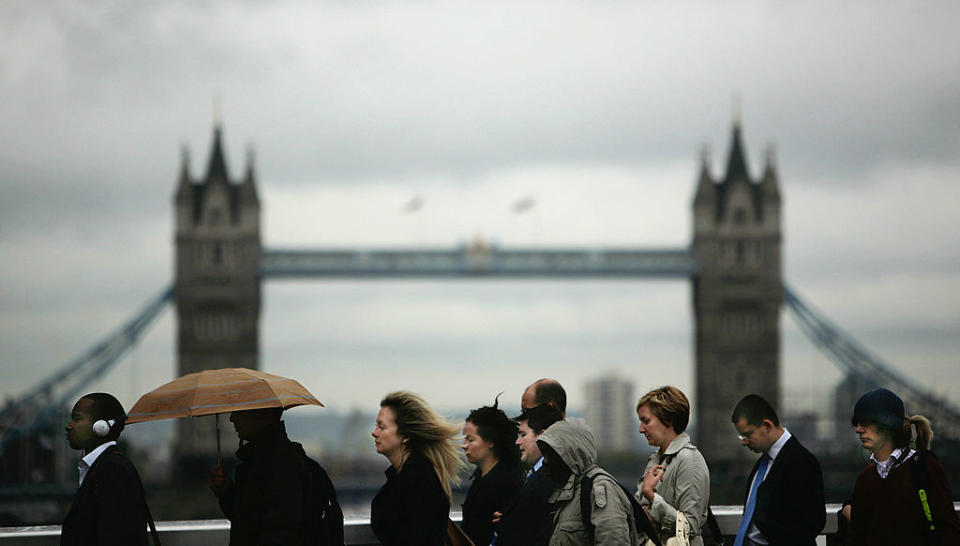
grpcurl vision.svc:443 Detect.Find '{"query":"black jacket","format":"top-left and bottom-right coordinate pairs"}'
top-left (371, 451), bottom-right (450, 546)
top-left (462, 460), bottom-right (524, 546)
top-left (60, 445), bottom-right (150, 546)
top-left (493, 465), bottom-right (558, 546)
top-left (744, 435), bottom-right (825, 546)
top-left (217, 421), bottom-right (313, 546)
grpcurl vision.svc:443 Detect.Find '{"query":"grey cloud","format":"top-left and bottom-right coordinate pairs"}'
top-left (3, 1), bottom-right (960, 198)
top-left (2, 0), bottom-right (960, 411)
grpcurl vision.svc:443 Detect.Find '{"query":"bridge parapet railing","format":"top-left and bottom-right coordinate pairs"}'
top-left (4, 504), bottom-right (960, 545)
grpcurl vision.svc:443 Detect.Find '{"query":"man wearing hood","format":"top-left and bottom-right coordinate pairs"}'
top-left (537, 420), bottom-right (638, 546)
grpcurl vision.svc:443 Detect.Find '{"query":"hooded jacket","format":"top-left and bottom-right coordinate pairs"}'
top-left (537, 420), bottom-right (638, 546)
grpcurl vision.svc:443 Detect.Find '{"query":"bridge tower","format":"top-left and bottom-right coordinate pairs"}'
top-left (173, 123), bottom-right (261, 473)
top-left (692, 119), bottom-right (782, 468)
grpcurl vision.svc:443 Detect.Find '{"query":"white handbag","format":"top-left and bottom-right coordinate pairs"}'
top-left (643, 510), bottom-right (691, 546)
top-left (665, 511), bottom-right (691, 546)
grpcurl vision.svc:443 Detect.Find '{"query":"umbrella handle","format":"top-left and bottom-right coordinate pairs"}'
top-left (216, 414), bottom-right (222, 467)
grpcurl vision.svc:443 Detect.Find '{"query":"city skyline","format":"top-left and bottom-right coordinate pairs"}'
top-left (2, 1), bottom-right (959, 419)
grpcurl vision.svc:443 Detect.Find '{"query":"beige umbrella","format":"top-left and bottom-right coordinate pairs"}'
top-left (126, 367), bottom-right (323, 463)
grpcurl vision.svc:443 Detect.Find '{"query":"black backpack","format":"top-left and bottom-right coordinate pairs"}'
top-left (579, 469), bottom-right (661, 546)
top-left (296, 445), bottom-right (345, 546)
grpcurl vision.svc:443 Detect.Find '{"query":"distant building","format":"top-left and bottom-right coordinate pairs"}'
top-left (584, 374), bottom-right (636, 453)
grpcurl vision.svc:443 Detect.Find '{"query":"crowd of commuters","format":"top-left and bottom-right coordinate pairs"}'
top-left (59, 381), bottom-right (959, 545)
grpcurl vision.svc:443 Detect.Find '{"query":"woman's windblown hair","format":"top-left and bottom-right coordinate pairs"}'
top-left (380, 391), bottom-right (466, 501)
top-left (466, 393), bottom-right (521, 466)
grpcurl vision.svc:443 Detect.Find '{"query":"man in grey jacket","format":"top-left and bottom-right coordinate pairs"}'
top-left (537, 420), bottom-right (638, 546)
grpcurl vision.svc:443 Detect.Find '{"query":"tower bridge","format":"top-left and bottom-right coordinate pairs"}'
top-left (3, 120), bottom-right (958, 486)
top-left (169, 119), bottom-right (783, 468)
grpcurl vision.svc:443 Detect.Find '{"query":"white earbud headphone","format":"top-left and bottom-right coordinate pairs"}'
top-left (92, 419), bottom-right (116, 437)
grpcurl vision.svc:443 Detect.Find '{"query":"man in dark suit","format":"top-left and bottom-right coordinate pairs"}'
top-left (61, 392), bottom-right (154, 546)
top-left (492, 403), bottom-right (563, 546)
top-left (730, 394), bottom-right (825, 546)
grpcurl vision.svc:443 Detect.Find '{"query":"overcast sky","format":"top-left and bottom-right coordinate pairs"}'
top-left (2, 1), bottom-right (959, 426)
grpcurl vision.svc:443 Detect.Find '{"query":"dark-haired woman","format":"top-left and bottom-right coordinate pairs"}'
top-left (844, 388), bottom-right (960, 545)
top-left (461, 398), bottom-right (525, 546)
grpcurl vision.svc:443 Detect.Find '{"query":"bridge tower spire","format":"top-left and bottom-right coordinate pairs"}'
top-left (173, 122), bottom-right (261, 476)
top-left (691, 118), bottom-right (782, 467)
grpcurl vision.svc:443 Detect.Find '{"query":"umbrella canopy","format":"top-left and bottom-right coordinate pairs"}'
top-left (126, 367), bottom-right (323, 424)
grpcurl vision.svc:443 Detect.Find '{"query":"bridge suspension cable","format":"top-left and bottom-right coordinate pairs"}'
top-left (784, 284), bottom-right (960, 439)
top-left (0, 285), bottom-right (174, 449)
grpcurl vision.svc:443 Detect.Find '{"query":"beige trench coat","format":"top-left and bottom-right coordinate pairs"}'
top-left (635, 432), bottom-right (710, 546)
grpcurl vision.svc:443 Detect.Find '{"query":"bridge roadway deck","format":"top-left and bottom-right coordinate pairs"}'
top-left (260, 247), bottom-right (697, 278)
top-left (5, 504), bottom-right (959, 545)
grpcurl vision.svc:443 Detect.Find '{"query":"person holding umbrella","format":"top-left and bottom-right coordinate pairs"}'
top-left (127, 368), bottom-right (341, 546)
top-left (209, 406), bottom-right (343, 546)
top-left (370, 391), bottom-right (466, 545)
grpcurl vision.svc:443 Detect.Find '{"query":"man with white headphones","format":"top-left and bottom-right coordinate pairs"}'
top-left (61, 392), bottom-right (157, 546)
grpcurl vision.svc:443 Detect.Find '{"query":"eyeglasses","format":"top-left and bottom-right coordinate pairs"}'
top-left (737, 429), bottom-right (757, 442)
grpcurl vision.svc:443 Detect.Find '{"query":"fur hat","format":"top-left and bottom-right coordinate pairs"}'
top-left (852, 388), bottom-right (905, 430)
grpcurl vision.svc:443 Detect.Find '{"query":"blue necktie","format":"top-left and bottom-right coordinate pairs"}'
top-left (734, 454), bottom-right (770, 546)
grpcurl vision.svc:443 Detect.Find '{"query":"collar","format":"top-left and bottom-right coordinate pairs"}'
top-left (871, 447), bottom-right (914, 479)
top-left (662, 432), bottom-right (692, 456)
top-left (765, 428), bottom-right (791, 461)
top-left (82, 441), bottom-right (116, 468)
top-left (78, 441), bottom-right (116, 486)
top-left (533, 456), bottom-right (544, 472)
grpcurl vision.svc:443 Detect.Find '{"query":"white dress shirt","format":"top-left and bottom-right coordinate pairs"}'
top-left (78, 441), bottom-right (117, 487)
top-left (871, 446), bottom-right (914, 479)
top-left (745, 428), bottom-right (792, 546)
top-left (526, 456), bottom-right (544, 478)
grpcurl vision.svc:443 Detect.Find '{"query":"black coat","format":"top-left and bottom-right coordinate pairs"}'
top-left (371, 451), bottom-right (450, 546)
top-left (493, 465), bottom-right (558, 546)
top-left (743, 435), bottom-right (826, 546)
top-left (60, 445), bottom-right (150, 546)
top-left (462, 460), bottom-right (524, 546)
top-left (217, 422), bottom-right (312, 546)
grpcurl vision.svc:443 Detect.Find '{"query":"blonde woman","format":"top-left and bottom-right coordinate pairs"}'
top-left (370, 391), bottom-right (466, 545)
top-left (635, 386), bottom-right (710, 546)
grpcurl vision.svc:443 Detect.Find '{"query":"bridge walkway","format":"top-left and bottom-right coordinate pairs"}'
top-left (5, 505), bottom-right (960, 545)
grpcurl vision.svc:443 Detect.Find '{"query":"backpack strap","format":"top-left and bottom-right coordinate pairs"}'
top-left (579, 473), bottom-right (597, 536)
top-left (136, 470), bottom-right (161, 546)
top-left (908, 450), bottom-right (940, 546)
top-left (619, 480), bottom-right (660, 546)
